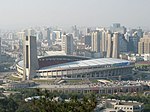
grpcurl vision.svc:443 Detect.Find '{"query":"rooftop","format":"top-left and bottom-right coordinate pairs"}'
top-left (45, 51), bottom-right (66, 56)
top-left (39, 58), bottom-right (131, 71)
top-left (17, 58), bottom-right (132, 71)
top-left (105, 99), bottom-right (143, 106)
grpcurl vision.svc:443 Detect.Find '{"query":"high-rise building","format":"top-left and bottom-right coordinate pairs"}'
top-left (110, 23), bottom-right (126, 34)
top-left (17, 31), bottom-right (26, 40)
top-left (84, 35), bottom-right (91, 47)
top-left (119, 34), bottom-right (128, 53)
top-left (36, 31), bottom-right (43, 41)
top-left (41, 27), bottom-right (52, 46)
top-left (53, 30), bottom-right (62, 40)
top-left (62, 33), bottom-right (74, 55)
top-left (112, 32), bottom-right (119, 58)
top-left (129, 32), bottom-right (140, 53)
top-left (129, 28), bottom-right (143, 38)
top-left (91, 30), bottom-right (101, 53)
top-left (53, 30), bottom-right (62, 45)
top-left (72, 25), bottom-right (79, 39)
top-left (46, 28), bottom-right (51, 46)
top-left (101, 30), bottom-right (111, 57)
top-left (138, 35), bottom-right (150, 54)
top-left (106, 33), bottom-right (112, 58)
top-left (23, 29), bottom-right (39, 80)
top-left (86, 28), bottom-right (91, 35)
top-left (25, 29), bottom-right (35, 37)
top-left (124, 32), bottom-right (130, 42)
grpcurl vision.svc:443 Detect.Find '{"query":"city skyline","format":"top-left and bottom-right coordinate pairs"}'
top-left (0, 1), bottom-right (150, 112)
top-left (0, 0), bottom-right (150, 30)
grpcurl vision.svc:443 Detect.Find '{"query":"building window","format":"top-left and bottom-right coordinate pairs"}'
top-left (26, 36), bottom-right (28, 41)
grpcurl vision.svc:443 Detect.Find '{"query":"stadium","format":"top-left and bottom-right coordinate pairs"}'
top-left (16, 55), bottom-right (134, 80)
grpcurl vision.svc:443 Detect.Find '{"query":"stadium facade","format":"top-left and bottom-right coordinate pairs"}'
top-left (16, 55), bottom-right (134, 80)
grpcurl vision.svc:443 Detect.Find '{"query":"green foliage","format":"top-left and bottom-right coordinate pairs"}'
top-left (144, 104), bottom-right (150, 112)
top-left (28, 93), bottom-right (97, 112)
top-left (1, 88), bottom-right (150, 112)
top-left (0, 97), bottom-right (18, 112)
top-left (0, 89), bottom-right (97, 112)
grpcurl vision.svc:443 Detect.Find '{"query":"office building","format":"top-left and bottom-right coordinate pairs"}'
top-left (86, 28), bottom-right (91, 35)
top-left (119, 34), bottom-right (128, 52)
top-left (62, 33), bottom-right (74, 55)
top-left (46, 28), bottom-right (51, 46)
top-left (101, 30), bottom-right (112, 57)
top-left (53, 30), bottom-right (62, 40)
top-left (138, 34), bottom-right (150, 54)
top-left (129, 32), bottom-right (140, 53)
top-left (36, 31), bottom-right (43, 41)
top-left (110, 23), bottom-right (126, 34)
top-left (52, 30), bottom-right (62, 45)
top-left (84, 35), bottom-right (91, 47)
top-left (91, 30), bottom-right (101, 53)
top-left (106, 33), bottom-right (112, 58)
top-left (72, 25), bottom-right (80, 39)
top-left (112, 32), bottom-right (119, 58)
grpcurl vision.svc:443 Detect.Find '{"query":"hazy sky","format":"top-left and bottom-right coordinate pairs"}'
top-left (0, 0), bottom-right (150, 29)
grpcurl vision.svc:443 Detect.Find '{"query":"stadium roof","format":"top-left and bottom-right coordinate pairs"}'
top-left (17, 55), bottom-right (90, 68)
top-left (38, 55), bottom-right (90, 60)
top-left (39, 58), bottom-right (131, 71)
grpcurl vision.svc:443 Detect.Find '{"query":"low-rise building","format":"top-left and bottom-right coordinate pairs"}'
top-left (101, 99), bottom-right (144, 112)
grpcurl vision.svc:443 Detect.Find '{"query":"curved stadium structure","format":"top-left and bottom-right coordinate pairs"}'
top-left (16, 35), bottom-right (134, 80)
top-left (16, 55), bottom-right (134, 80)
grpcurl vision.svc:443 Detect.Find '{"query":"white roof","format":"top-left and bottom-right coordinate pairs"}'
top-left (39, 58), bottom-right (131, 71)
top-left (45, 51), bottom-right (66, 56)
